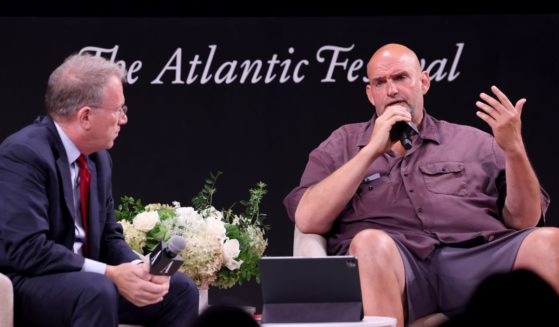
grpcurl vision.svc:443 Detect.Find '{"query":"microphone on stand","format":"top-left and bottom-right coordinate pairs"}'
top-left (148, 235), bottom-right (186, 276)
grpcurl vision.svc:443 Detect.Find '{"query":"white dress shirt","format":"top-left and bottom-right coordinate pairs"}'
top-left (54, 122), bottom-right (106, 274)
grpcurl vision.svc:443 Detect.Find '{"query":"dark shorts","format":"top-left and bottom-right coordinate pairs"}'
top-left (395, 228), bottom-right (535, 324)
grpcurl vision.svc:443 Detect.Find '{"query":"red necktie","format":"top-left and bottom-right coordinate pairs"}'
top-left (77, 154), bottom-right (91, 256)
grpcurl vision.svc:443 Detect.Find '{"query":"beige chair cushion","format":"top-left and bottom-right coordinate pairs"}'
top-left (0, 272), bottom-right (14, 327)
top-left (293, 225), bottom-right (327, 257)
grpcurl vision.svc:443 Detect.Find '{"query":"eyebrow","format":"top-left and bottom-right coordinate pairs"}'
top-left (371, 71), bottom-right (410, 82)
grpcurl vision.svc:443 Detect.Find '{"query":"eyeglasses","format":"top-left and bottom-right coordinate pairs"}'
top-left (91, 104), bottom-right (128, 119)
top-left (116, 105), bottom-right (128, 118)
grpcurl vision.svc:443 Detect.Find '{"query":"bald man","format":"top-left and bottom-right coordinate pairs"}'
top-left (284, 43), bottom-right (557, 326)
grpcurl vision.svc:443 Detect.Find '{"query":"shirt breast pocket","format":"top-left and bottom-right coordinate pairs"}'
top-left (419, 161), bottom-right (468, 196)
top-left (353, 175), bottom-right (392, 215)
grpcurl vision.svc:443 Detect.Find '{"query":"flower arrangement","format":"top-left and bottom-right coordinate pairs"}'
top-left (115, 171), bottom-right (268, 289)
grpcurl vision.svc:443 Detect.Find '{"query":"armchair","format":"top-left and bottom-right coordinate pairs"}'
top-left (292, 225), bottom-right (448, 327)
top-left (0, 272), bottom-right (14, 327)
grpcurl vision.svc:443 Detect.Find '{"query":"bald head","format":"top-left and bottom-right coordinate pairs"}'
top-left (364, 43), bottom-right (430, 124)
top-left (367, 43), bottom-right (422, 79)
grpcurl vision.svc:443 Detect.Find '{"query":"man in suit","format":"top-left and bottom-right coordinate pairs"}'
top-left (0, 53), bottom-right (198, 326)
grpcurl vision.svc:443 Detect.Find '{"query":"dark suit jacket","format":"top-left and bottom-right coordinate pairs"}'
top-left (0, 115), bottom-right (138, 287)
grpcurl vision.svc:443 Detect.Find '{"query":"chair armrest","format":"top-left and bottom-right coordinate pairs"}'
top-left (0, 272), bottom-right (14, 327)
top-left (293, 225), bottom-right (328, 257)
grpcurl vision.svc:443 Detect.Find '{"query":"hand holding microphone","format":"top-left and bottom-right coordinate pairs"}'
top-left (386, 104), bottom-right (419, 150)
top-left (148, 235), bottom-right (186, 276)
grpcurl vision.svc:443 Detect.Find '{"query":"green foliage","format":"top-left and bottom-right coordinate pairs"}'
top-left (145, 223), bottom-right (170, 252)
top-left (115, 195), bottom-right (144, 222)
top-left (241, 181), bottom-right (268, 229)
top-left (192, 171), bottom-right (222, 211)
top-left (156, 206), bottom-right (176, 222)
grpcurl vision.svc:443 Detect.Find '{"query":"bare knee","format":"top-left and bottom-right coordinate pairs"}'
top-left (535, 227), bottom-right (559, 245)
top-left (349, 229), bottom-right (400, 264)
top-left (516, 228), bottom-right (559, 282)
top-left (521, 227), bottom-right (559, 255)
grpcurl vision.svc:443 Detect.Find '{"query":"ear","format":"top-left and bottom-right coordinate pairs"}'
top-left (365, 83), bottom-right (376, 107)
top-left (421, 71), bottom-right (431, 95)
top-left (77, 106), bottom-right (93, 130)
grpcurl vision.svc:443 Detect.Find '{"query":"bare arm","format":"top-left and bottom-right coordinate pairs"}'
top-left (476, 86), bottom-right (541, 229)
top-left (295, 106), bottom-right (412, 234)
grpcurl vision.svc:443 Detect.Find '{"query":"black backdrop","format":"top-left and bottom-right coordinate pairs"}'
top-left (1, 15), bottom-right (558, 310)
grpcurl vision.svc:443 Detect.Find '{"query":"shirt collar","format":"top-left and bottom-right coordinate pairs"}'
top-left (419, 112), bottom-right (441, 144)
top-left (53, 121), bottom-right (81, 165)
top-left (356, 110), bottom-right (441, 148)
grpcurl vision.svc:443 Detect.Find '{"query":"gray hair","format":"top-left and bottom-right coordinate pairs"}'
top-left (45, 53), bottom-right (126, 117)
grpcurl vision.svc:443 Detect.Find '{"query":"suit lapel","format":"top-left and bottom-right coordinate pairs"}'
top-left (45, 116), bottom-right (78, 228)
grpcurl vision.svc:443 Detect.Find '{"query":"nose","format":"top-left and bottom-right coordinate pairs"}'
top-left (119, 113), bottom-right (128, 125)
top-left (387, 79), bottom-right (398, 97)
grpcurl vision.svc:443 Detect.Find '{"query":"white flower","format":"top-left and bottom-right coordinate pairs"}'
top-left (175, 206), bottom-right (202, 226)
top-left (205, 216), bottom-right (226, 243)
top-left (222, 239), bottom-right (243, 270)
top-left (246, 225), bottom-right (267, 257)
top-left (179, 228), bottom-right (224, 284)
top-left (119, 220), bottom-right (147, 253)
top-left (133, 211), bottom-right (159, 231)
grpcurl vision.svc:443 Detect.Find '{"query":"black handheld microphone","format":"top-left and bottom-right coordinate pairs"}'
top-left (389, 121), bottom-right (419, 150)
top-left (149, 235), bottom-right (186, 276)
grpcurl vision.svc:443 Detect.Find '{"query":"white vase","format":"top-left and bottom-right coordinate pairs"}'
top-left (198, 287), bottom-right (209, 313)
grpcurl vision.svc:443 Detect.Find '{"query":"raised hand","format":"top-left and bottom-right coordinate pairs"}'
top-left (475, 85), bottom-right (526, 154)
